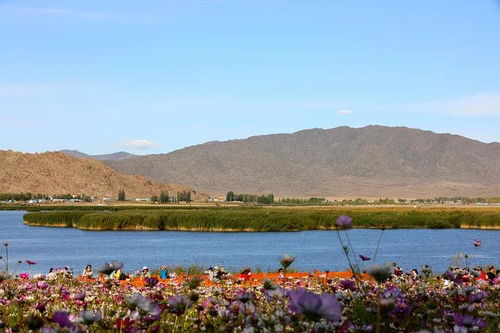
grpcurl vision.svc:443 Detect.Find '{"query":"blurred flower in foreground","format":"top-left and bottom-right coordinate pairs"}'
top-left (98, 261), bottom-right (123, 275)
top-left (280, 254), bottom-right (295, 270)
top-left (336, 215), bottom-right (353, 229)
top-left (359, 254), bottom-right (371, 261)
top-left (287, 288), bottom-right (342, 323)
top-left (365, 263), bottom-right (392, 283)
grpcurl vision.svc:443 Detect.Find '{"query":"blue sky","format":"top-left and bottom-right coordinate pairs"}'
top-left (1, 0), bottom-right (499, 154)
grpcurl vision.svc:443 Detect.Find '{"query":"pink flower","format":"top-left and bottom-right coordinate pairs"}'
top-left (473, 239), bottom-right (482, 247)
top-left (26, 260), bottom-right (37, 265)
top-left (19, 273), bottom-right (29, 279)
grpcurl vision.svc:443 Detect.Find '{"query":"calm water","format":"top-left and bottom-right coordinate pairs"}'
top-left (1, 211), bottom-right (498, 274)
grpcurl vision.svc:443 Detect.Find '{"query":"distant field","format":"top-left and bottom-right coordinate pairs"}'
top-left (22, 206), bottom-right (500, 231)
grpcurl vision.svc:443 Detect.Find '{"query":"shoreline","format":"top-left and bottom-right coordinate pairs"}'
top-left (24, 220), bottom-right (500, 231)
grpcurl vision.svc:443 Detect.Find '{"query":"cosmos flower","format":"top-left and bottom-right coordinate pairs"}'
top-left (77, 310), bottom-right (102, 324)
top-left (472, 239), bottom-right (481, 247)
top-left (469, 291), bottom-right (486, 303)
top-left (365, 263), bottom-right (392, 283)
top-left (145, 277), bottom-right (159, 287)
top-left (280, 255), bottom-right (295, 270)
top-left (264, 287), bottom-right (285, 301)
top-left (52, 311), bottom-right (73, 328)
top-left (26, 260), bottom-right (37, 265)
top-left (36, 281), bottom-right (49, 289)
top-left (168, 295), bottom-right (193, 315)
top-left (287, 288), bottom-right (342, 322)
top-left (98, 261), bottom-right (123, 275)
top-left (127, 293), bottom-right (161, 317)
top-left (452, 313), bottom-right (486, 331)
top-left (336, 215), bottom-right (353, 229)
top-left (359, 254), bottom-right (371, 261)
top-left (339, 279), bottom-right (356, 291)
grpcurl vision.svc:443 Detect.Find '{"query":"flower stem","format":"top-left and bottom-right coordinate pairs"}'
top-left (336, 229), bottom-right (358, 283)
top-left (373, 229), bottom-right (385, 262)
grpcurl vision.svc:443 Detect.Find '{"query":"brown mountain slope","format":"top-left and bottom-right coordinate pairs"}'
top-left (108, 126), bottom-right (500, 198)
top-left (0, 150), bottom-right (205, 199)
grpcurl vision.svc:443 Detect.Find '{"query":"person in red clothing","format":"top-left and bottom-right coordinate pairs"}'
top-left (474, 265), bottom-right (487, 281)
top-left (239, 267), bottom-right (252, 281)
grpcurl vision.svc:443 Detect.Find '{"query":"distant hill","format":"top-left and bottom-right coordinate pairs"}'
top-left (0, 150), bottom-right (205, 199)
top-left (60, 150), bottom-right (136, 161)
top-left (108, 126), bottom-right (500, 198)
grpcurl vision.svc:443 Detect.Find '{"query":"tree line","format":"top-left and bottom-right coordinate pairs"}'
top-left (117, 190), bottom-right (192, 203)
top-left (225, 192), bottom-right (274, 204)
top-left (0, 192), bottom-right (92, 202)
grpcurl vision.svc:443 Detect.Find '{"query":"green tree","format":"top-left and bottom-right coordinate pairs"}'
top-left (159, 191), bottom-right (169, 204)
top-left (226, 191), bottom-right (235, 202)
top-left (118, 189), bottom-right (126, 201)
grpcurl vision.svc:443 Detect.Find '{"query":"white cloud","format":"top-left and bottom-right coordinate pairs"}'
top-left (338, 109), bottom-right (352, 115)
top-left (120, 139), bottom-right (159, 150)
top-left (382, 93), bottom-right (500, 116)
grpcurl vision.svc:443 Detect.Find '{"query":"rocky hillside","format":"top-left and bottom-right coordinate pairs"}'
top-left (108, 126), bottom-right (500, 198)
top-left (0, 150), bottom-right (205, 199)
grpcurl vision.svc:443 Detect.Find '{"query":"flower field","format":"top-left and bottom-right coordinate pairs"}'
top-left (0, 265), bottom-right (499, 332)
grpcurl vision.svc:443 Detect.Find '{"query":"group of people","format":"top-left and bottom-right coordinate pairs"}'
top-left (444, 265), bottom-right (499, 285)
top-left (77, 263), bottom-right (499, 286)
top-left (81, 264), bottom-right (172, 280)
top-left (205, 266), bottom-right (230, 283)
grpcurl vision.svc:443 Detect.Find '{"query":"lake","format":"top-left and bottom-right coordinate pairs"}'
top-left (1, 211), bottom-right (498, 274)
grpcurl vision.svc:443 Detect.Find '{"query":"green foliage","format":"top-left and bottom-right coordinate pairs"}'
top-left (226, 192), bottom-right (274, 204)
top-left (177, 191), bottom-right (191, 203)
top-left (23, 207), bottom-right (500, 231)
top-left (159, 191), bottom-right (170, 204)
top-left (117, 189), bottom-right (126, 201)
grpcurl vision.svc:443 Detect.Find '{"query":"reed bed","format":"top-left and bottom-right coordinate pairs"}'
top-left (23, 207), bottom-right (500, 231)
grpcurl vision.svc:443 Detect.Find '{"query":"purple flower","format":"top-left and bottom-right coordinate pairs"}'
top-left (473, 239), bottom-right (481, 247)
top-left (168, 295), bottom-right (192, 315)
top-left (145, 277), bottom-right (159, 287)
top-left (264, 287), bottom-right (285, 301)
top-left (26, 260), bottom-right (37, 265)
top-left (128, 293), bottom-right (162, 317)
top-left (287, 288), bottom-right (342, 322)
top-left (236, 291), bottom-right (253, 303)
top-left (339, 279), bottom-right (356, 291)
top-left (452, 313), bottom-right (487, 330)
top-left (382, 286), bottom-right (402, 300)
top-left (359, 254), bottom-right (371, 261)
top-left (389, 299), bottom-right (412, 319)
top-left (336, 215), bottom-right (353, 229)
top-left (52, 311), bottom-right (73, 328)
top-left (469, 291), bottom-right (486, 303)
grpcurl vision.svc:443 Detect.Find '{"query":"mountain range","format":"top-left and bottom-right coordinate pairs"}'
top-left (103, 126), bottom-right (500, 198)
top-left (0, 150), bottom-right (204, 199)
top-left (59, 150), bottom-right (136, 161)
